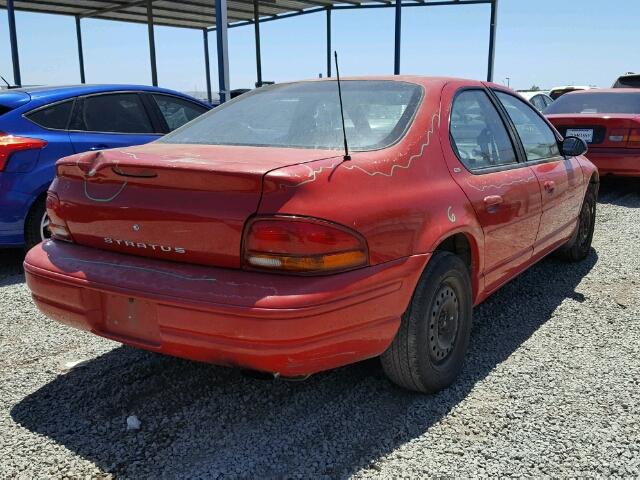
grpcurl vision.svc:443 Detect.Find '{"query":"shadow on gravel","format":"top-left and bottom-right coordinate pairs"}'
top-left (0, 249), bottom-right (25, 286)
top-left (597, 177), bottom-right (640, 207)
top-left (11, 250), bottom-right (598, 478)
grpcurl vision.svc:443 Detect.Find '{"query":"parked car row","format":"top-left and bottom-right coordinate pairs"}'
top-left (0, 85), bottom-right (211, 249)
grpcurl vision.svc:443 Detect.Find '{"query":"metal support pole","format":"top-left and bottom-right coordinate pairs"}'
top-left (486, 0), bottom-right (498, 82)
top-left (203, 29), bottom-right (213, 104)
top-left (253, 0), bottom-right (263, 87)
top-left (6, 0), bottom-right (21, 86)
top-left (215, 0), bottom-right (230, 103)
top-left (393, 0), bottom-right (401, 75)
top-left (147, 0), bottom-right (158, 86)
top-left (326, 8), bottom-right (331, 78)
top-left (75, 16), bottom-right (86, 84)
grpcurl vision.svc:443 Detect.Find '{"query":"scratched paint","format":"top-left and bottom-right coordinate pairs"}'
top-left (447, 207), bottom-right (456, 223)
top-left (283, 106), bottom-right (443, 188)
top-left (465, 174), bottom-right (537, 192)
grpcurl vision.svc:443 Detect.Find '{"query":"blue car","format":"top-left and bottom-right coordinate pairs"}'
top-left (0, 84), bottom-right (211, 249)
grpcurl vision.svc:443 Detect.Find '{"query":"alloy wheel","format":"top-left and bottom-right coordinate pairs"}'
top-left (40, 212), bottom-right (51, 242)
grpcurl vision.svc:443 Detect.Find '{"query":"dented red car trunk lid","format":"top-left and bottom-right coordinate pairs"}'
top-left (53, 143), bottom-right (340, 267)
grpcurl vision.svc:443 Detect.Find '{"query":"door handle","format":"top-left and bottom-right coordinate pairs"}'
top-left (544, 180), bottom-right (556, 193)
top-left (483, 195), bottom-right (503, 207)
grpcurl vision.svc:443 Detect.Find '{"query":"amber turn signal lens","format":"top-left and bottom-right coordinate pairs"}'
top-left (246, 250), bottom-right (367, 273)
top-left (608, 129), bottom-right (629, 143)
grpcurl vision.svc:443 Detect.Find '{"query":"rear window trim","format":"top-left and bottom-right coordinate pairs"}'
top-left (159, 80), bottom-right (425, 153)
top-left (23, 97), bottom-right (77, 131)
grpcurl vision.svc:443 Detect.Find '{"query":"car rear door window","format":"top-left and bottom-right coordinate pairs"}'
top-left (450, 90), bottom-right (518, 171)
top-left (152, 94), bottom-right (208, 131)
top-left (79, 93), bottom-right (154, 133)
top-left (495, 91), bottom-right (560, 162)
top-left (26, 99), bottom-right (74, 129)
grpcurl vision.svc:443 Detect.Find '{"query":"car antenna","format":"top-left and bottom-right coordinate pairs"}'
top-left (0, 76), bottom-right (11, 89)
top-left (334, 51), bottom-right (351, 161)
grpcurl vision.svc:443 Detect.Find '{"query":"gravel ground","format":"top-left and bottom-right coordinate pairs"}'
top-left (1, 177), bottom-right (639, 479)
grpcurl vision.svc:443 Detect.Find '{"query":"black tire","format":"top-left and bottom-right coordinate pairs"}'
top-left (24, 196), bottom-right (48, 250)
top-left (555, 185), bottom-right (597, 262)
top-left (381, 251), bottom-right (473, 393)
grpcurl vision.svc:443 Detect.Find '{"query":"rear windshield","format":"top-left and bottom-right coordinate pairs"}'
top-left (545, 92), bottom-right (640, 114)
top-left (159, 81), bottom-right (423, 151)
top-left (613, 75), bottom-right (640, 88)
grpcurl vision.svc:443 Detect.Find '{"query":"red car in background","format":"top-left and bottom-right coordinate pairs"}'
top-left (546, 89), bottom-right (640, 177)
top-left (24, 77), bottom-right (598, 393)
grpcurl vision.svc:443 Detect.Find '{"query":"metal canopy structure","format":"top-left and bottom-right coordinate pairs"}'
top-left (1, 0), bottom-right (498, 103)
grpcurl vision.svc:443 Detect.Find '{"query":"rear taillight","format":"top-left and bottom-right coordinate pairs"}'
top-left (46, 192), bottom-right (73, 243)
top-left (243, 216), bottom-right (368, 275)
top-left (0, 133), bottom-right (47, 172)
top-left (608, 129), bottom-right (629, 143)
top-left (607, 128), bottom-right (640, 147)
top-left (629, 129), bottom-right (640, 148)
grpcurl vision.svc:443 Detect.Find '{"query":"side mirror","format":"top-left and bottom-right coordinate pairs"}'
top-left (561, 136), bottom-right (588, 157)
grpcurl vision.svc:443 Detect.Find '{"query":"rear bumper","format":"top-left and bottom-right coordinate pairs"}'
top-left (24, 241), bottom-right (428, 376)
top-left (587, 149), bottom-right (640, 177)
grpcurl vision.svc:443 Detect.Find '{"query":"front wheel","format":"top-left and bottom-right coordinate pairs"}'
top-left (556, 185), bottom-right (597, 262)
top-left (381, 251), bottom-right (473, 393)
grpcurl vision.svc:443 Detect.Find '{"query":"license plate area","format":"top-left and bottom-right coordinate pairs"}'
top-left (102, 293), bottom-right (160, 345)
top-left (566, 128), bottom-right (594, 143)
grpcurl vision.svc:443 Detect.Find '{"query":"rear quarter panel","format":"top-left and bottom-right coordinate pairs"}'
top-left (0, 111), bottom-right (75, 240)
top-left (258, 80), bottom-right (485, 298)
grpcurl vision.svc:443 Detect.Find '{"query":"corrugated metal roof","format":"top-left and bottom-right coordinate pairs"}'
top-left (0, 0), bottom-right (486, 29)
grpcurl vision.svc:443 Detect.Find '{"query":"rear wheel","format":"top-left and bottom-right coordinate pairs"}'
top-left (24, 196), bottom-right (49, 250)
top-left (381, 251), bottom-right (473, 393)
top-left (556, 185), bottom-right (596, 262)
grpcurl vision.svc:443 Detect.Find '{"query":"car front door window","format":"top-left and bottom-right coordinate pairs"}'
top-left (494, 91), bottom-right (560, 162)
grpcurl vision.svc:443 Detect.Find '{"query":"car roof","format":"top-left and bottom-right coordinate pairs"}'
top-left (255, 76), bottom-right (488, 90)
top-left (550, 85), bottom-right (593, 91)
top-left (564, 88), bottom-right (640, 95)
top-left (3, 84), bottom-right (210, 106)
top-left (518, 91), bottom-right (551, 100)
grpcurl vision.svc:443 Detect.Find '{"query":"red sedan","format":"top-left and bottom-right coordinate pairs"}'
top-left (546, 88), bottom-right (640, 177)
top-left (24, 77), bottom-right (598, 393)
